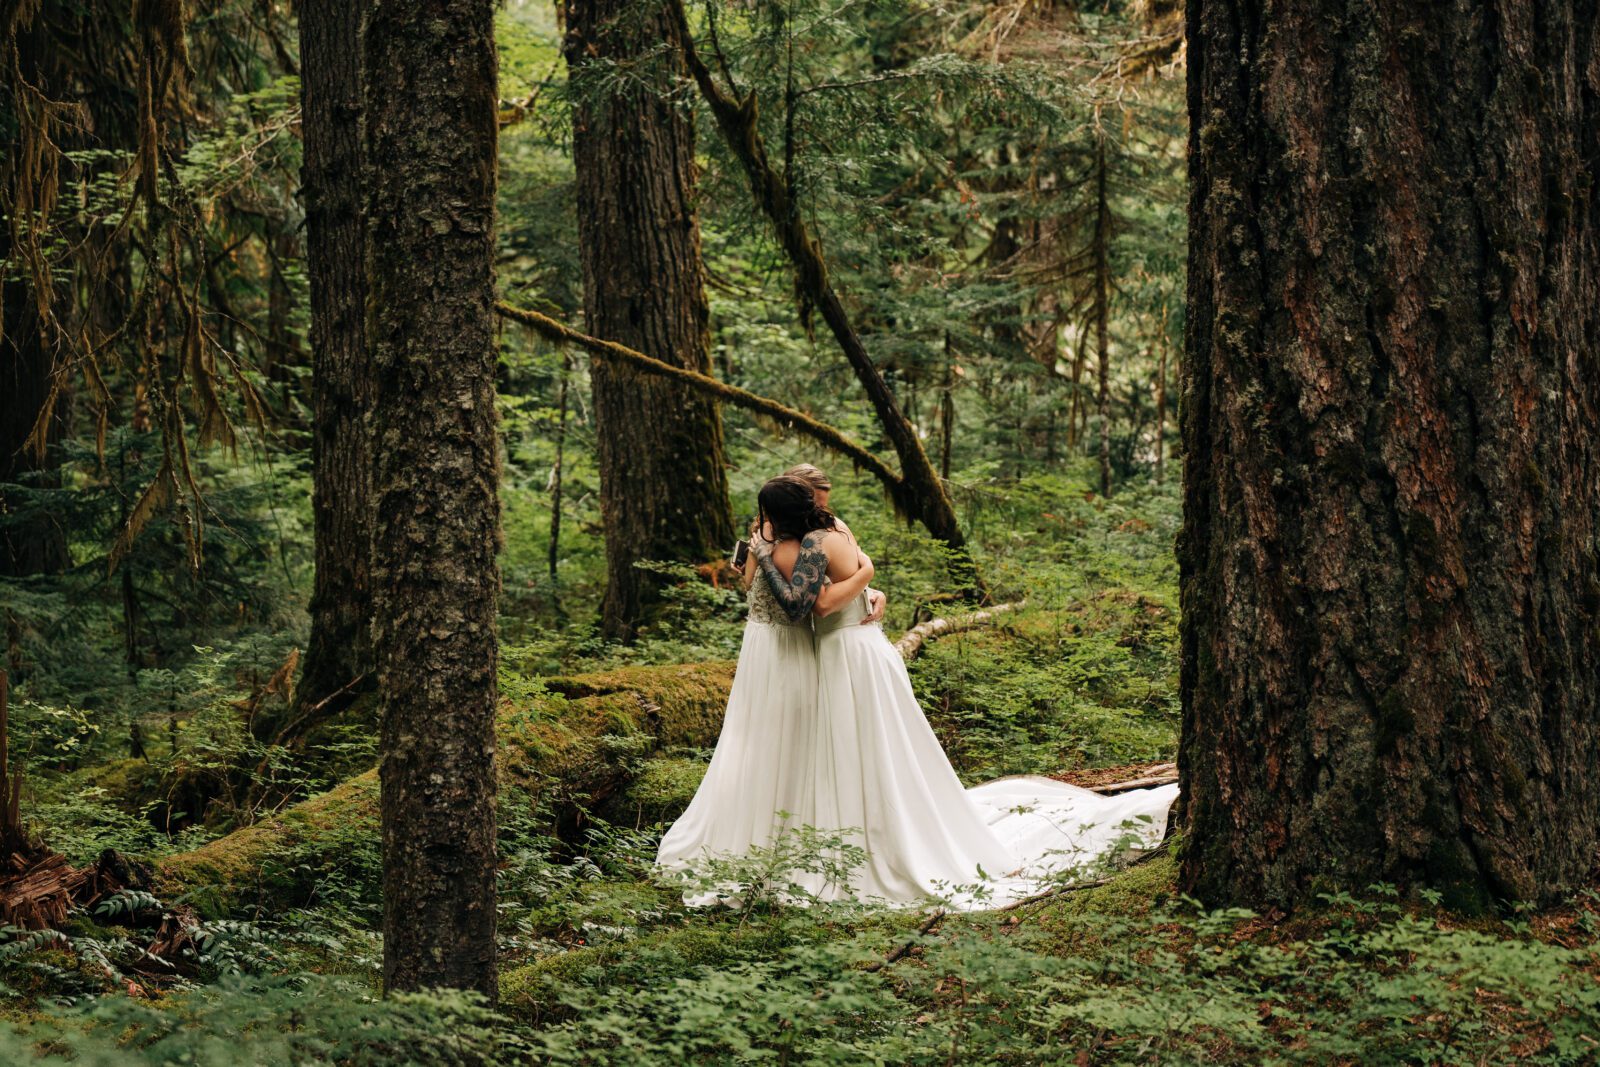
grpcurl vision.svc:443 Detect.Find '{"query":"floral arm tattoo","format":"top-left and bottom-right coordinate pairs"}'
top-left (754, 531), bottom-right (831, 623)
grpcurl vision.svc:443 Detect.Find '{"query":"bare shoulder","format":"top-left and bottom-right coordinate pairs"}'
top-left (810, 528), bottom-right (852, 552)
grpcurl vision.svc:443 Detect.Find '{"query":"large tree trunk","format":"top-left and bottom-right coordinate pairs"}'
top-left (563, 0), bottom-right (735, 641)
top-left (364, 0), bottom-right (502, 998)
top-left (297, 0), bottom-right (373, 713)
top-left (1179, 0), bottom-right (1600, 913)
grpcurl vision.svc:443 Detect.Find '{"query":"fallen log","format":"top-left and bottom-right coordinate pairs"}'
top-left (893, 601), bottom-right (1024, 661)
top-left (156, 661), bottom-right (735, 911)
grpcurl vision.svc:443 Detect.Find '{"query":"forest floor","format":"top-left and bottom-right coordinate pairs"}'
top-left (2, 473), bottom-right (1597, 1063)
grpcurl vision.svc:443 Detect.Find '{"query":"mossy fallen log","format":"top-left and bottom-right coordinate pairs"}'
top-left (155, 661), bottom-right (735, 913)
top-left (154, 604), bottom-right (1029, 914)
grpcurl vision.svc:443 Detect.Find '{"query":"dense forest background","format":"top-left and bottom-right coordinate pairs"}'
top-left (2, 0), bottom-right (1598, 1062)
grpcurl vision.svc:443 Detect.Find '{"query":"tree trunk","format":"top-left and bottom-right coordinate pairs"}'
top-left (564, 0), bottom-right (735, 640)
top-left (1179, 0), bottom-right (1600, 913)
top-left (297, 0), bottom-right (374, 713)
top-left (1093, 138), bottom-right (1113, 499)
top-left (365, 0), bottom-right (501, 998)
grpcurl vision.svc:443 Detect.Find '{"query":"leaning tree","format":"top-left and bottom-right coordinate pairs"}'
top-left (1180, 0), bottom-right (1600, 912)
top-left (365, 0), bottom-right (502, 996)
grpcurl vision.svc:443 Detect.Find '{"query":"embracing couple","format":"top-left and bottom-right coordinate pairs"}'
top-left (655, 464), bottom-right (1179, 910)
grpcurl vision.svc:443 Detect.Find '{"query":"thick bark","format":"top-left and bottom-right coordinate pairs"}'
top-left (297, 0), bottom-right (373, 713)
top-left (1179, 0), bottom-right (1600, 912)
top-left (563, 0), bottom-right (735, 640)
top-left (365, 0), bottom-right (501, 997)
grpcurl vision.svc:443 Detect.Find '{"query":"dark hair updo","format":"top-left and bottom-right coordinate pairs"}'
top-left (757, 474), bottom-right (838, 543)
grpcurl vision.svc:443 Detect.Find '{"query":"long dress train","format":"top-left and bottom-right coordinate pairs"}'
top-left (657, 581), bottom-right (1180, 911)
top-left (809, 589), bottom-right (1178, 909)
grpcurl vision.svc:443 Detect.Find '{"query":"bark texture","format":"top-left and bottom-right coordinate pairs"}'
top-left (297, 0), bottom-right (373, 711)
top-left (563, 0), bottom-right (735, 640)
top-left (1180, 0), bottom-right (1600, 911)
top-left (364, 0), bottom-right (501, 997)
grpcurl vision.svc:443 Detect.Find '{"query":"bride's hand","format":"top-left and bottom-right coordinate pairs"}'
top-left (863, 588), bottom-right (886, 625)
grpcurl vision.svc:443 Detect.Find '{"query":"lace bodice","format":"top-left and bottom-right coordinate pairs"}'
top-left (746, 571), bottom-right (810, 628)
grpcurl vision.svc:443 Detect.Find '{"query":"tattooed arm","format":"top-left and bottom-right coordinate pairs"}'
top-left (753, 531), bottom-right (833, 622)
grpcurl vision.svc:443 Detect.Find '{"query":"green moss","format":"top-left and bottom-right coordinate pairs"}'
top-left (155, 662), bottom-right (739, 911)
top-left (499, 922), bottom-right (795, 1026)
top-left (608, 757), bottom-right (708, 825)
top-left (56, 758), bottom-right (164, 811)
top-left (1038, 850), bottom-right (1179, 924)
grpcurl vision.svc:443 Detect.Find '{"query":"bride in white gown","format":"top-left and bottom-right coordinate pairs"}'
top-left (656, 471), bottom-right (1178, 911)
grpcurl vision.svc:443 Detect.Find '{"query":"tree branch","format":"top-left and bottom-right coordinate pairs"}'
top-left (494, 301), bottom-right (904, 495)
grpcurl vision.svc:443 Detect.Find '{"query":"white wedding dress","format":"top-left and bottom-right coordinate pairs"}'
top-left (655, 577), bottom-right (1179, 911)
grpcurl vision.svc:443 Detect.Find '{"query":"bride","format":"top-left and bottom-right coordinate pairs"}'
top-left (655, 469), bottom-right (1178, 910)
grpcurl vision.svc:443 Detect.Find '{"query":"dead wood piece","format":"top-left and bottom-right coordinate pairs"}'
top-left (1089, 770), bottom-right (1179, 795)
top-left (0, 848), bottom-right (155, 931)
top-left (0, 854), bottom-right (89, 930)
top-left (893, 601), bottom-right (1024, 661)
top-left (863, 907), bottom-right (947, 973)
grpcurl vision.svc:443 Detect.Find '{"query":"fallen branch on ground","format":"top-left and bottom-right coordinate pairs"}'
top-left (863, 907), bottom-right (947, 973)
top-left (1089, 765), bottom-right (1178, 794)
top-left (894, 601), bottom-right (1024, 661)
top-left (998, 842), bottom-right (1172, 923)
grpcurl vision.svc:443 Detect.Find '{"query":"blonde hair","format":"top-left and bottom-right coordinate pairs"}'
top-left (783, 463), bottom-right (831, 492)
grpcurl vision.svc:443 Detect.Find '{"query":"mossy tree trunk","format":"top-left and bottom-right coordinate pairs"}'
top-left (365, 0), bottom-right (502, 999)
top-left (563, 0), bottom-right (735, 641)
top-left (1179, 0), bottom-right (1600, 912)
top-left (297, 0), bottom-right (373, 713)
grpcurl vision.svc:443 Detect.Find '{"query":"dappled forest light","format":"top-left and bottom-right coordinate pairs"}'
top-left (2, 0), bottom-right (1599, 1062)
